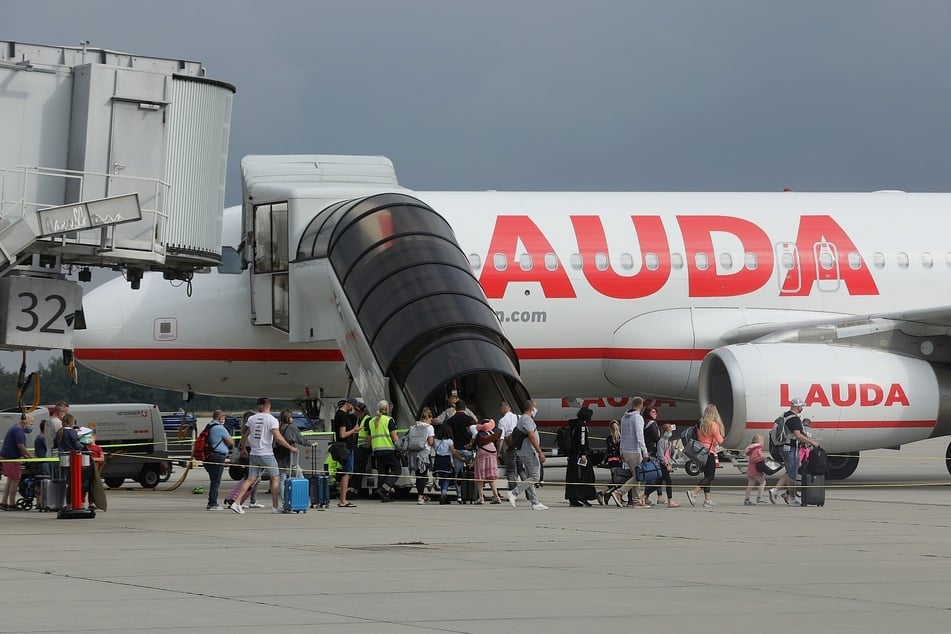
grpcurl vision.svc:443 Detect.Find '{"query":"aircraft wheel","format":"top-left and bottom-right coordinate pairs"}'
top-left (827, 451), bottom-right (859, 480)
top-left (684, 460), bottom-right (701, 477)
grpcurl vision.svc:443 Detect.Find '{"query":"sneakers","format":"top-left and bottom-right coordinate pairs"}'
top-left (789, 498), bottom-right (802, 507)
top-left (231, 502), bottom-right (244, 514)
top-left (781, 492), bottom-right (791, 505)
top-left (768, 488), bottom-right (778, 505)
top-left (703, 499), bottom-right (717, 508)
top-left (248, 502), bottom-right (266, 509)
top-left (507, 491), bottom-right (517, 508)
top-left (756, 497), bottom-right (765, 504)
top-left (223, 500), bottom-right (232, 509)
top-left (686, 489), bottom-right (697, 506)
top-left (743, 498), bottom-right (753, 506)
top-left (206, 504), bottom-right (224, 511)
top-left (417, 496), bottom-right (426, 505)
top-left (270, 507), bottom-right (284, 514)
top-left (531, 502), bottom-right (549, 510)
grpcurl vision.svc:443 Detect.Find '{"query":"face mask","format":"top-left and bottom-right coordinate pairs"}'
top-left (662, 432), bottom-right (672, 439)
top-left (530, 408), bottom-right (538, 418)
top-left (24, 426), bottom-right (34, 434)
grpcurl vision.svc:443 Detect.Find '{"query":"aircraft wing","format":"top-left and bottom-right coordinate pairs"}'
top-left (720, 305), bottom-right (951, 364)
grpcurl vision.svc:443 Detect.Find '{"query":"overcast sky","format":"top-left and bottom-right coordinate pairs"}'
top-left (6, 0), bottom-right (951, 201)
top-left (3, 1), bottom-right (951, 371)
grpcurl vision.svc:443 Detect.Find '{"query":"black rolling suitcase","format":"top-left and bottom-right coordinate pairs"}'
top-left (307, 449), bottom-right (330, 509)
top-left (459, 467), bottom-right (480, 503)
top-left (801, 473), bottom-right (826, 507)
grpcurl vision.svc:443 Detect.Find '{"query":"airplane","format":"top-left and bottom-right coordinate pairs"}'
top-left (71, 155), bottom-right (951, 481)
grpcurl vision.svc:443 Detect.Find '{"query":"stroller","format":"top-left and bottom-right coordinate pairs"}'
top-left (17, 474), bottom-right (37, 510)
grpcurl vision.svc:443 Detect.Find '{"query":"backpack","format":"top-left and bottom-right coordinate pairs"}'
top-left (555, 426), bottom-right (572, 456)
top-left (192, 423), bottom-right (221, 462)
top-left (770, 413), bottom-right (793, 448)
top-left (406, 424), bottom-right (431, 451)
top-left (506, 426), bottom-right (528, 450)
top-left (806, 446), bottom-right (829, 475)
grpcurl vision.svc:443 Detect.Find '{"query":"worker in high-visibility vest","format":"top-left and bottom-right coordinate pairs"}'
top-left (365, 400), bottom-right (400, 502)
top-left (351, 402), bottom-right (372, 495)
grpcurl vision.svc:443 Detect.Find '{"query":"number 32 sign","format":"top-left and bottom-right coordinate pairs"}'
top-left (0, 277), bottom-right (82, 349)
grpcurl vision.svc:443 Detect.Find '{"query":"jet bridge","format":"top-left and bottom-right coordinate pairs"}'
top-left (294, 192), bottom-right (530, 423)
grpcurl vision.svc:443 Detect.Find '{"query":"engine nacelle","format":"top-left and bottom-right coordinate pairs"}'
top-left (699, 343), bottom-right (942, 452)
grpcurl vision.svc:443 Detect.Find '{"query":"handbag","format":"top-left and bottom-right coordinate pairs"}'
top-left (680, 426), bottom-right (710, 466)
top-left (634, 458), bottom-right (663, 482)
top-left (754, 457), bottom-right (782, 476)
top-left (610, 465), bottom-right (632, 484)
top-left (329, 441), bottom-right (349, 464)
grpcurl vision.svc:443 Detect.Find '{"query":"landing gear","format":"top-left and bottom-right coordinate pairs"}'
top-left (827, 451), bottom-right (859, 480)
top-left (945, 442), bottom-right (951, 477)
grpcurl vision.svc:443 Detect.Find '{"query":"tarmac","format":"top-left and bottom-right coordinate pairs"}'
top-left (1, 436), bottom-right (950, 633)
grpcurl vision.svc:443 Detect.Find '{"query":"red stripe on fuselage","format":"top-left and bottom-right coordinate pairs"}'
top-left (75, 347), bottom-right (706, 363)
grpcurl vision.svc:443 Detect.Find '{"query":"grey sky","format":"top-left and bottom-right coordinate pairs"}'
top-left (3, 1), bottom-right (951, 373)
top-left (6, 0), bottom-right (951, 201)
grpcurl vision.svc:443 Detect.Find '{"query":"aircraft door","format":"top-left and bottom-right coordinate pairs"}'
top-left (250, 201), bottom-right (289, 329)
top-left (775, 242), bottom-right (801, 293)
top-left (813, 240), bottom-right (840, 292)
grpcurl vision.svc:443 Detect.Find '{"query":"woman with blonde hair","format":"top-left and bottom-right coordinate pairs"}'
top-left (686, 404), bottom-right (725, 508)
top-left (596, 420), bottom-right (622, 505)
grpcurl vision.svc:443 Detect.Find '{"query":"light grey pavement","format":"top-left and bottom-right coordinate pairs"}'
top-left (2, 437), bottom-right (950, 633)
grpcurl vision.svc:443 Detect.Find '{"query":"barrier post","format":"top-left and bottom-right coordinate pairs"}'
top-left (57, 451), bottom-right (96, 520)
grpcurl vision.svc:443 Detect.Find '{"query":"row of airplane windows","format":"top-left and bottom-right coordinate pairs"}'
top-left (469, 251), bottom-right (951, 273)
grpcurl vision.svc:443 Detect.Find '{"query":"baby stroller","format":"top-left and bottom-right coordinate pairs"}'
top-left (17, 474), bottom-right (37, 510)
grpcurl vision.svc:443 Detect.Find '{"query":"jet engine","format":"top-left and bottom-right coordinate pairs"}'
top-left (699, 343), bottom-right (951, 478)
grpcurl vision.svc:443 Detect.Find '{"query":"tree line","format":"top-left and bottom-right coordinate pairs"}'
top-left (0, 354), bottom-right (257, 414)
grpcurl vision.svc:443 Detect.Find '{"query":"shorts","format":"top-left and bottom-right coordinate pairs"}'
top-left (247, 454), bottom-right (279, 479)
top-left (1, 460), bottom-right (22, 479)
top-left (341, 449), bottom-right (355, 475)
top-left (782, 446), bottom-right (800, 480)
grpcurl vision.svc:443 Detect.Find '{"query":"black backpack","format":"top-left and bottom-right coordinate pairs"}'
top-left (806, 446), bottom-right (829, 475)
top-left (555, 426), bottom-right (572, 455)
top-left (507, 426), bottom-right (527, 450)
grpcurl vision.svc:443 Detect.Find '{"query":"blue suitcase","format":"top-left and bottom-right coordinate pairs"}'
top-left (309, 473), bottom-right (330, 509)
top-left (282, 456), bottom-right (309, 513)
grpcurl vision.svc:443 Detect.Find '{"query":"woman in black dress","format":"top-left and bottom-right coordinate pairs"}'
top-left (564, 407), bottom-right (597, 506)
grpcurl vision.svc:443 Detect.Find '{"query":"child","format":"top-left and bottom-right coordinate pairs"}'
top-left (433, 423), bottom-right (464, 504)
top-left (654, 424), bottom-right (680, 508)
top-left (744, 434), bottom-right (768, 505)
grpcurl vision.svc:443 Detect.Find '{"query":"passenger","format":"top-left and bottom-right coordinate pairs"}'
top-left (743, 434), bottom-right (768, 505)
top-left (231, 397), bottom-right (297, 514)
top-left (641, 406), bottom-right (663, 505)
top-left (596, 420), bottom-right (622, 505)
top-left (34, 420), bottom-right (50, 509)
top-left (0, 415), bottom-right (33, 511)
top-left (646, 423), bottom-right (680, 508)
top-left (202, 410), bottom-right (234, 510)
top-left (433, 423), bottom-right (464, 504)
top-left (445, 400), bottom-right (476, 499)
top-left (768, 398), bottom-right (818, 506)
top-left (686, 404), bottom-right (725, 508)
top-left (505, 400), bottom-right (547, 510)
top-left (57, 414), bottom-right (83, 453)
top-left (564, 407), bottom-right (596, 507)
top-left (78, 427), bottom-right (104, 506)
top-left (274, 409), bottom-right (307, 498)
top-left (366, 400), bottom-right (400, 502)
top-left (44, 401), bottom-right (68, 454)
top-left (406, 408), bottom-right (436, 505)
top-left (224, 411), bottom-right (260, 509)
top-left (334, 399), bottom-right (361, 508)
top-left (613, 397), bottom-right (650, 508)
top-left (350, 402), bottom-right (372, 497)
top-left (434, 394), bottom-right (475, 426)
top-left (473, 419), bottom-right (502, 504)
top-left (496, 401), bottom-right (520, 491)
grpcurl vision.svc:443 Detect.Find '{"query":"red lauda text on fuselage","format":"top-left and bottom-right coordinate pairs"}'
top-left (780, 383), bottom-right (910, 408)
top-left (479, 214), bottom-right (879, 299)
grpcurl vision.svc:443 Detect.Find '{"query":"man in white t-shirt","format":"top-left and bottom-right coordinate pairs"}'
top-left (231, 397), bottom-right (297, 515)
top-left (496, 401), bottom-right (520, 490)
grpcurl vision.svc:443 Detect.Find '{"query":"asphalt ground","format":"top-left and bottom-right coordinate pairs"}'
top-left (1, 437), bottom-right (949, 633)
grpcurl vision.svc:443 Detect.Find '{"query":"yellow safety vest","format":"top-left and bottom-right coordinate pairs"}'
top-left (357, 414), bottom-right (372, 448)
top-left (368, 415), bottom-right (395, 453)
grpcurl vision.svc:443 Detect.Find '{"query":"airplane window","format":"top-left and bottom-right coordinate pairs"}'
top-left (896, 252), bottom-right (909, 269)
top-left (744, 252), bottom-right (758, 270)
top-left (819, 249), bottom-right (834, 270)
top-left (519, 253), bottom-right (533, 271)
top-left (781, 252), bottom-right (795, 269)
top-left (848, 252), bottom-right (862, 270)
top-left (271, 203), bottom-right (288, 272)
top-left (719, 253), bottom-right (733, 270)
top-left (619, 253), bottom-right (634, 270)
top-left (671, 253), bottom-right (684, 270)
top-left (544, 253), bottom-right (559, 271)
top-left (645, 252), bottom-right (659, 271)
top-left (492, 253), bottom-right (507, 271)
top-left (695, 252), bottom-right (709, 271)
top-left (921, 252), bottom-right (933, 269)
top-left (873, 252), bottom-right (885, 269)
top-left (570, 254), bottom-right (583, 270)
top-left (468, 254), bottom-right (482, 270)
top-left (272, 273), bottom-right (290, 333)
top-left (595, 252), bottom-right (609, 271)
